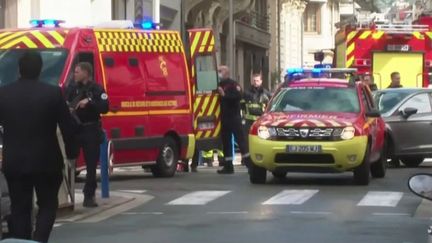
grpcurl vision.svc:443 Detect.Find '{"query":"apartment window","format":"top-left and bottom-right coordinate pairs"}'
top-left (304, 3), bottom-right (321, 33)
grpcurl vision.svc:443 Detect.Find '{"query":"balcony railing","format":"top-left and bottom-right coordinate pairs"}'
top-left (237, 10), bottom-right (270, 32)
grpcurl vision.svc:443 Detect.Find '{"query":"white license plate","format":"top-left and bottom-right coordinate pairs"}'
top-left (198, 122), bottom-right (215, 130)
top-left (287, 145), bottom-right (322, 153)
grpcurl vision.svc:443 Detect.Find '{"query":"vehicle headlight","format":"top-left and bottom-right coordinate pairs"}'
top-left (257, 126), bottom-right (276, 140)
top-left (341, 126), bottom-right (355, 140)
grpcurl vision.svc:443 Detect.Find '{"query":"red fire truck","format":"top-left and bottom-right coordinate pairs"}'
top-left (334, 12), bottom-right (432, 88)
top-left (0, 19), bottom-right (220, 177)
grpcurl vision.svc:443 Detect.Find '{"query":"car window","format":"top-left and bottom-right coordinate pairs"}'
top-left (0, 49), bottom-right (68, 87)
top-left (375, 91), bottom-right (413, 114)
top-left (361, 88), bottom-right (371, 112)
top-left (399, 93), bottom-right (432, 114)
top-left (269, 87), bottom-right (360, 113)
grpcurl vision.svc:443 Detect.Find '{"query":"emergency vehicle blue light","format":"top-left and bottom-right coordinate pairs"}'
top-left (287, 68), bottom-right (304, 74)
top-left (141, 21), bottom-right (154, 30)
top-left (312, 68), bottom-right (322, 74)
top-left (30, 19), bottom-right (64, 28)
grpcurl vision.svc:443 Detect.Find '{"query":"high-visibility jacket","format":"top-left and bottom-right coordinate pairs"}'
top-left (243, 86), bottom-right (271, 121)
top-left (202, 149), bottom-right (224, 159)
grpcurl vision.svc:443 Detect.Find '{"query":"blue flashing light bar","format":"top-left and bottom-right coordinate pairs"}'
top-left (284, 67), bottom-right (358, 81)
top-left (141, 21), bottom-right (154, 29)
top-left (133, 19), bottom-right (159, 30)
top-left (30, 19), bottom-right (64, 28)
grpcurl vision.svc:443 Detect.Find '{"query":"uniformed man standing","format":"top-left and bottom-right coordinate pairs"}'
top-left (65, 62), bottom-right (109, 207)
top-left (243, 73), bottom-right (271, 144)
top-left (217, 65), bottom-right (250, 174)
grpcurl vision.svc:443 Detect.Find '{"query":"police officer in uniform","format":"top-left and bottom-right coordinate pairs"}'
top-left (243, 73), bottom-right (271, 144)
top-left (65, 62), bottom-right (109, 207)
top-left (217, 65), bottom-right (250, 174)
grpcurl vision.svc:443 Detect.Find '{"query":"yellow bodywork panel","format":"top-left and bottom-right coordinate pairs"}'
top-left (336, 42), bottom-right (346, 68)
top-left (372, 52), bottom-right (423, 88)
top-left (186, 134), bottom-right (196, 159)
top-left (249, 135), bottom-right (368, 172)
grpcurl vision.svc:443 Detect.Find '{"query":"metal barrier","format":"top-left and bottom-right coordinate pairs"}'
top-left (57, 128), bottom-right (75, 210)
top-left (100, 131), bottom-right (109, 198)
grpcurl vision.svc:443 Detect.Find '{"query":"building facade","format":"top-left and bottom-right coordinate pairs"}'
top-left (0, 0), bottom-right (181, 30)
top-left (184, 0), bottom-right (271, 90)
top-left (269, 0), bottom-right (340, 84)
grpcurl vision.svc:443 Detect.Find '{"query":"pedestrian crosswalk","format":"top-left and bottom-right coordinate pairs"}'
top-left (121, 189), bottom-right (413, 208)
top-left (357, 191), bottom-right (404, 207)
top-left (167, 191), bottom-right (231, 205)
top-left (262, 190), bottom-right (319, 205)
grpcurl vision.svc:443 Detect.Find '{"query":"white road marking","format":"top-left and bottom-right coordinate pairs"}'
top-left (118, 190), bottom-right (147, 194)
top-left (290, 211), bottom-right (332, 215)
top-left (262, 190), bottom-right (319, 205)
top-left (122, 212), bottom-right (164, 215)
top-left (372, 212), bottom-right (410, 216)
top-left (53, 223), bottom-right (63, 228)
top-left (167, 191), bottom-right (231, 205)
top-left (357, 191), bottom-right (403, 207)
top-left (207, 211), bottom-right (248, 215)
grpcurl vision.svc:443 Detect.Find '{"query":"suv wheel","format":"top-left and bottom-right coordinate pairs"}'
top-left (249, 163), bottom-right (267, 184)
top-left (151, 137), bottom-right (178, 177)
top-left (387, 137), bottom-right (400, 168)
top-left (401, 156), bottom-right (424, 168)
top-left (353, 144), bottom-right (370, 185)
top-left (370, 140), bottom-right (387, 178)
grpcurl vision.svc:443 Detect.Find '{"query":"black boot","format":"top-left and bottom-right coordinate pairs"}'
top-left (217, 165), bottom-right (234, 174)
top-left (83, 196), bottom-right (98, 208)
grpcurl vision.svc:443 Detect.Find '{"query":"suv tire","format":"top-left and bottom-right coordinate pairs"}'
top-left (249, 163), bottom-right (267, 184)
top-left (371, 140), bottom-right (387, 178)
top-left (354, 144), bottom-right (370, 185)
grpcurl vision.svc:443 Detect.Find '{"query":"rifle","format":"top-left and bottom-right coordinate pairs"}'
top-left (67, 86), bottom-right (90, 126)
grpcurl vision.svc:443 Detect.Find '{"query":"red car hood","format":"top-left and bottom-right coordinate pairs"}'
top-left (259, 112), bottom-right (359, 127)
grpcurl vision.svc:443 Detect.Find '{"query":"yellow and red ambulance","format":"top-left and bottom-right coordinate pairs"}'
top-left (0, 19), bottom-right (219, 177)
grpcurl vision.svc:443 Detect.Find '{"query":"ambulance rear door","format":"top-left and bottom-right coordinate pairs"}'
top-left (372, 52), bottom-right (424, 88)
top-left (187, 29), bottom-right (221, 151)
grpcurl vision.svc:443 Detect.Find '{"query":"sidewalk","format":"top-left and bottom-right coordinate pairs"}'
top-left (56, 190), bottom-right (153, 223)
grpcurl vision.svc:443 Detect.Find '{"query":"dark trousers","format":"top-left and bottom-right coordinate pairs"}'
top-left (221, 117), bottom-right (250, 167)
top-left (78, 126), bottom-right (101, 198)
top-left (5, 173), bottom-right (62, 243)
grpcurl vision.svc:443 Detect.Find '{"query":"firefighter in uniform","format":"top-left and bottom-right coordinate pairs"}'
top-left (217, 65), bottom-right (250, 174)
top-left (65, 62), bottom-right (109, 207)
top-left (243, 73), bottom-right (271, 144)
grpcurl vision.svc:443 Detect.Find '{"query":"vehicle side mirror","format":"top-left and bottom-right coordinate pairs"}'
top-left (400, 107), bottom-right (418, 118)
top-left (365, 109), bottom-right (381, 118)
top-left (408, 174), bottom-right (432, 201)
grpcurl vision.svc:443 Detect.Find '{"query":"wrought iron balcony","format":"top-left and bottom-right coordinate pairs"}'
top-left (237, 10), bottom-right (270, 32)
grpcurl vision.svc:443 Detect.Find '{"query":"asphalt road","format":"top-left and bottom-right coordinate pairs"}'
top-left (51, 162), bottom-right (432, 243)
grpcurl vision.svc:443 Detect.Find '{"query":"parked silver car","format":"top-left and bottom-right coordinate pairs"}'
top-left (374, 88), bottom-right (432, 167)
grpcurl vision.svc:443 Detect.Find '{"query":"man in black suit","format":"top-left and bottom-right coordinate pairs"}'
top-left (0, 51), bottom-right (75, 242)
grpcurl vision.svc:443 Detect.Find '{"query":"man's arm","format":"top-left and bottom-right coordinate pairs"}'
top-left (88, 84), bottom-right (109, 114)
top-left (222, 83), bottom-right (242, 101)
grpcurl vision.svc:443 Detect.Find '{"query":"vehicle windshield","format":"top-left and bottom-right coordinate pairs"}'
top-left (269, 87), bottom-right (360, 113)
top-left (0, 49), bottom-right (68, 86)
top-left (373, 90), bottom-right (417, 114)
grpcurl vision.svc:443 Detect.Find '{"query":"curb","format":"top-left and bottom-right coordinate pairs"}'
top-left (57, 191), bottom-right (153, 223)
